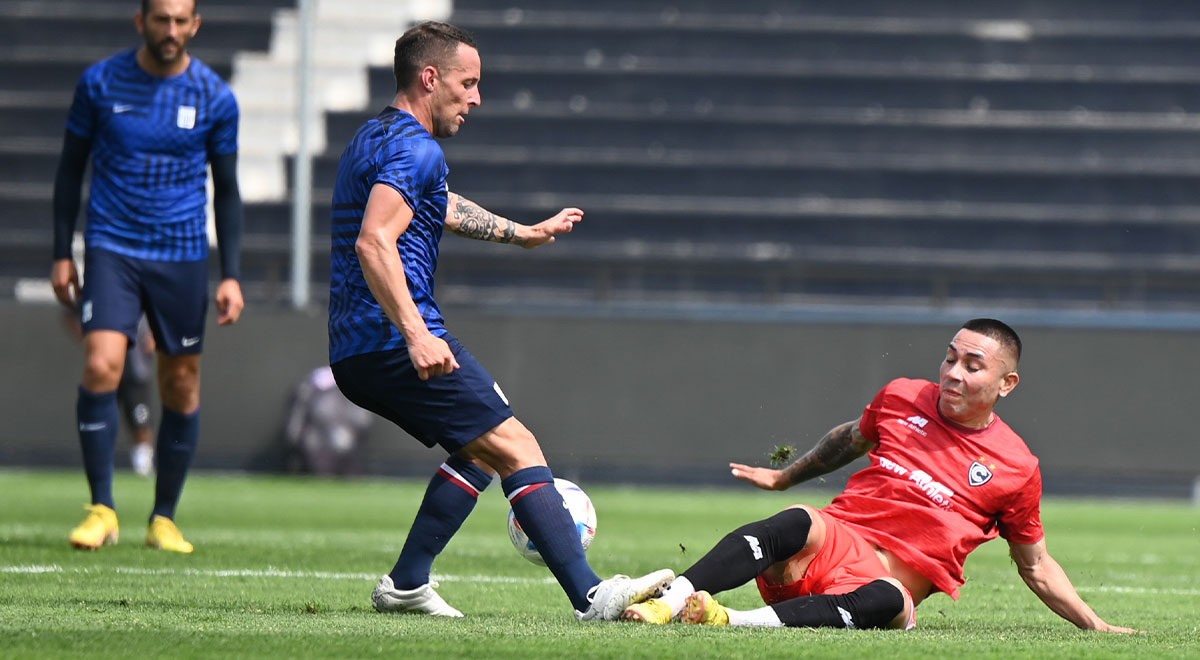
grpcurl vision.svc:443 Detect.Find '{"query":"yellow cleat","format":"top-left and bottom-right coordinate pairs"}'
top-left (621, 597), bottom-right (674, 624)
top-left (145, 515), bottom-right (194, 553)
top-left (681, 591), bottom-right (729, 626)
top-left (69, 504), bottom-right (119, 550)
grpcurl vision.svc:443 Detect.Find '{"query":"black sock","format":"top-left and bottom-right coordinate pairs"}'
top-left (681, 508), bottom-right (812, 594)
top-left (770, 579), bottom-right (905, 629)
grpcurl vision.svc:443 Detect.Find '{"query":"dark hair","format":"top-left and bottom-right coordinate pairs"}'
top-left (142, 0), bottom-right (197, 14)
top-left (961, 318), bottom-right (1022, 364)
top-left (393, 21), bottom-right (477, 92)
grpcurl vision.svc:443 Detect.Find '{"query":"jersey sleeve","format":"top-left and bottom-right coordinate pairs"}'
top-left (858, 381), bottom-right (895, 444)
top-left (996, 466), bottom-right (1045, 544)
top-left (65, 70), bottom-right (98, 140)
top-left (207, 85), bottom-right (239, 156)
top-left (373, 138), bottom-right (444, 213)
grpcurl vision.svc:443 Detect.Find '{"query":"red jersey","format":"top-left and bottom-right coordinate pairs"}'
top-left (824, 378), bottom-right (1044, 599)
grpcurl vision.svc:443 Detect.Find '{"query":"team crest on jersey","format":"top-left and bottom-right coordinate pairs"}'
top-left (968, 460), bottom-right (993, 486)
top-left (177, 105), bottom-right (196, 129)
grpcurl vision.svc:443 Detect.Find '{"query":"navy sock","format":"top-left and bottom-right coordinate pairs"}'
top-left (152, 407), bottom-right (199, 520)
top-left (389, 455), bottom-right (494, 590)
top-left (503, 467), bottom-right (601, 611)
top-left (77, 386), bottom-right (119, 508)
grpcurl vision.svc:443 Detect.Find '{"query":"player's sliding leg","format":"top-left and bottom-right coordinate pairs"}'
top-left (372, 453), bottom-right (494, 616)
top-left (623, 507), bottom-right (816, 623)
top-left (682, 579), bottom-right (910, 629)
top-left (146, 354), bottom-right (201, 553)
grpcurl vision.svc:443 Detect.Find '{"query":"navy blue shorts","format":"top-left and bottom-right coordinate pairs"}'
top-left (330, 333), bottom-right (514, 452)
top-left (80, 247), bottom-right (208, 355)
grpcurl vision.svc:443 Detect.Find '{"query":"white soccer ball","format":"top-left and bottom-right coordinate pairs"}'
top-left (507, 478), bottom-right (597, 566)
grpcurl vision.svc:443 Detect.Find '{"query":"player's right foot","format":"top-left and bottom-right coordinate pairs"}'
top-left (681, 591), bottom-right (729, 626)
top-left (577, 569), bottom-right (675, 621)
top-left (371, 576), bottom-right (464, 617)
top-left (620, 597), bottom-right (674, 624)
top-left (69, 504), bottom-right (119, 550)
top-left (145, 515), bottom-right (194, 553)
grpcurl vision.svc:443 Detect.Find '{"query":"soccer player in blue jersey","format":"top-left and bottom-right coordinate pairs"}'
top-left (328, 21), bottom-right (672, 621)
top-left (50, 0), bottom-right (244, 554)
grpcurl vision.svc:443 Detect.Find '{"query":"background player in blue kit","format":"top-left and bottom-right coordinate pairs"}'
top-left (328, 21), bottom-right (672, 621)
top-left (50, 0), bottom-right (244, 553)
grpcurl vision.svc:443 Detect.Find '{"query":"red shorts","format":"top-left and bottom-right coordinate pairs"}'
top-left (755, 508), bottom-right (916, 629)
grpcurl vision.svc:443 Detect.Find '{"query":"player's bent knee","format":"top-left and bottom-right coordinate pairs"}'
top-left (876, 577), bottom-right (914, 630)
top-left (731, 507), bottom-right (814, 569)
top-left (82, 354), bottom-right (124, 390)
top-left (157, 357), bottom-right (201, 413)
top-left (466, 417), bottom-right (547, 477)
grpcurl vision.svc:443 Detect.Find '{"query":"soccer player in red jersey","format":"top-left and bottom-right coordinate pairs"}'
top-left (623, 319), bottom-right (1135, 633)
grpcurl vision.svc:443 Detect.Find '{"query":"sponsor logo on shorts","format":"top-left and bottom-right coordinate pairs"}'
top-left (81, 300), bottom-right (93, 324)
top-left (181, 336), bottom-right (200, 348)
top-left (79, 422), bottom-right (107, 432)
top-left (113, 103), bottom-right (133, 114)
top-left (968, 460), bottom-right (995, 487)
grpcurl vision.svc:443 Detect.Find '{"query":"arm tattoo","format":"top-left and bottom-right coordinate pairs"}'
top-left (779, 420), bottom-right (874, 488)
top-left (449, 195), bottom-right (519, 244)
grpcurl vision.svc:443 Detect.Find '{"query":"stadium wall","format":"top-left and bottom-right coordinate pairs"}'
top-left (3, 302), bottom-right (1195, 497)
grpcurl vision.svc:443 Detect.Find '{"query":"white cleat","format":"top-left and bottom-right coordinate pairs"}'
top-left (577, 569), bottom-right (675, 621)
top-left (131, 443), bottom-right (154, 477)
top-left (371, 575), bottom-right (464, 617)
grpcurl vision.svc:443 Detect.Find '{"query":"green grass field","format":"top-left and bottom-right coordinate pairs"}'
top-left (1, 469), bottom-right (1197, 659)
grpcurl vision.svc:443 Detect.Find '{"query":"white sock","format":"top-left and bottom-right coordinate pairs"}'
top-left (727, 604), bottom-right (784, 627)
top-left (659, 576), bottom-right (696, 618)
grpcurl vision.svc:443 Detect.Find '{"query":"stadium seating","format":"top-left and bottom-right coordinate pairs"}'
top-left (4, 0), bottom-right (1200, 310)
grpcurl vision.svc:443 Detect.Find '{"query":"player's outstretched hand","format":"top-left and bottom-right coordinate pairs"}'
top-left (522, 207), bottom-right (583, 248)
top-left (216, 278), bottom-right (244, 325)
top-left (408, 333), bottom-right (460, 381)
top-left (50, 258), bottom-right (80, 309)
top-left (730, 462), bottom-right (787, 491)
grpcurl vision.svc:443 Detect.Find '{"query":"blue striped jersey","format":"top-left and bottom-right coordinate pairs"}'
top-left (66, 49), bottom-right (239, 262)
top-left (328, 107), bottom-right (450, 363)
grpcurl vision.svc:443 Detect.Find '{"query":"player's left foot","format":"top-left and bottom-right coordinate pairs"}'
top-left (577, 569), bottom-right (675, 621)
top-left (371, 576), bottom-right (464, 617)
top-left (681, 591), bottom-right (729, 626)
top-left (145, 515), bottom-right (194, 553)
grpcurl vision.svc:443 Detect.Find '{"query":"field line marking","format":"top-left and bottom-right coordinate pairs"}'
top-left (0, 564), bottom-right (557, 584)
top-left (3, 565), bottom-right (1196, 595)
